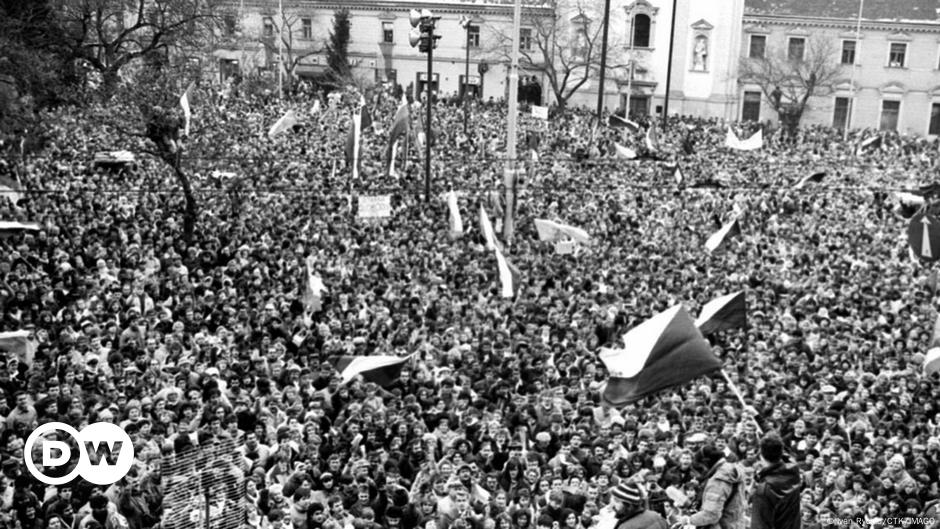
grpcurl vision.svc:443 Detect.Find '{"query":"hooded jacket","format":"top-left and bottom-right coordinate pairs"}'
top-left (750, 462), bottom-right (803, 529)
top-left (689, 459), bottom-right (746, 529)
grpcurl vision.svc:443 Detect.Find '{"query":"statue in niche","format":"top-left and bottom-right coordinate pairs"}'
top-left (692, 35), bottom-right (708, 71)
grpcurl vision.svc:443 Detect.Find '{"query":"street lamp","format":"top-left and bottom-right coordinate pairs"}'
top-left (409, 8), bottom-right (440, 203)
top-left (459, 15), bottom-right (473, 136)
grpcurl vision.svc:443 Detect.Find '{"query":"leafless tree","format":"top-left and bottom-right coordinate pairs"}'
top-left (485, 0), bottom-right (626, 110)
top-left (261, 12), bottom-right (323, 93)
top-left (738, 35), bottom-right (840, 136)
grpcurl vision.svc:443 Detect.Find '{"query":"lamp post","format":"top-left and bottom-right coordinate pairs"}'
top-left (459, 15), bottom-right (472, 136)
top-left (409, 9), bottom-right (440, 203)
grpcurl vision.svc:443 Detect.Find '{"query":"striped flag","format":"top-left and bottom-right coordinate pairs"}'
top-left (695, 291), bottom-right (747, 336)
top-left (332, 354), bottom-right (413, 386)
top-left (479, 205), bottom-right (498, 251)
top-left (795, 171), bottom-right (826, 190)
top-left (705, 216), bottom-right (742, 253)
top-left (600, 305), bottom-right (721, 406)
top-left (608, 114), bottom-right (641, 133)
top-left (0, 175), bottom-right (23, 205)
top-left (857, 134), bottom-right (882, 155)
top-left (645, 123), bottom-right (660, 152)
top-left (446, 191), bottom-right (464, 236)
top-left (925, 347), bottom-right (940, 377)
top-left (346, 99), bottom-right (374, 179)
top-left (533, 219), bottom-right (590, 243)
top-left (302, 255), bottom-right (326, 313)
top-left (179, 83), bottom-right (193, 137)
top-left (494, 247), bottom-right (519, 298)
top-left (268, 109), bottom-right (298, 139)
top-left (614, 143), bottom-right (637, 160)
top-left (386, 99), bottom-right (410, 174)
top-left (0, 330), bottom-right (35, 365)
top-left (0, 221), bottom-right (40, 236)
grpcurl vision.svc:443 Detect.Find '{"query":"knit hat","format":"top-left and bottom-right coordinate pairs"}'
top-left (610, 482), bottom-right (643, 505)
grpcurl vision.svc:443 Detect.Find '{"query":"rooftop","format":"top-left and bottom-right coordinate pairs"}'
top-left (745, 0), bottom-right (940, 21)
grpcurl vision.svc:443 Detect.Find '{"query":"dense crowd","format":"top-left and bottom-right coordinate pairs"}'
top-left (0, 78), bottom-right (939, 529)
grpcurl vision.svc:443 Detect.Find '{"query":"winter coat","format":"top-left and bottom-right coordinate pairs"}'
top-left (750, 462), bottom-right (803, 529)
top-left (614, 510), bottom-right (670, 529)
top-left (689, 459), bottom-right (747, 529)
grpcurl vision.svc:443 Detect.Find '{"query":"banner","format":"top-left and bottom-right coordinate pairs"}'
top-left (357, 195), bottom-right (392, 218)
top-left (531, 105), bottom-right (549, 120)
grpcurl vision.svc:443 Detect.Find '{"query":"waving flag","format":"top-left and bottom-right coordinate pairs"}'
top-left (726, 127), bottom-right (763, 150)
top-left (479, 205), bottom-right (498, 251)
top-left (645, 123), bottom-right (660, 152)
top-left (386, 99), bottom-right (410, 175)
top-left (446, 191), bottom-right (464, 236)
top-left (608, 114), bottom-right (641, 133)
top-left (534, 219), bottom-right (590, 244)
top-left (0, 175), bottom-right (24, 205)
top-left (302, 255), bottom-right (326, 313)
top-left (0, 221), bottom-right (40, 236)
top-left (268, 109), bottom-right (298, 139)
top-left (795, 171), bottom-right (826, 190)
top-left (0, 331), bottom-right (35, 365)
top-left (345, 102), bottom-right (373, 179)
top-left (332, 354), bottom-right (413, 386)
top-left (695, 291), bottom-right (747, 336)
top-left (494, 247), bottom-right (519, 298)
top-left (614, 143), bottom-right (637, 160)
top-left (705, 216), bottom-right (742, 253)
top-left (179, 84), bottom-right (193, 137)
top-left (857, 134), bottom-right (882, 155)
top-left (600, 305), bottom-right (721, 406)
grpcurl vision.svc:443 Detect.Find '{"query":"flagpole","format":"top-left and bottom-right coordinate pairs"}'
top-left (720, 369), bottom-right (762, 435)
top-left (661, 0), bottom-right (678, 130)
top-left (845, 0), bottom-right (864, 141)
top-left (595, 0), bottom-right (612, 120)
top-left (277, 0), bottom-right (284, 99)
top-left (504, 0), bottom-right (522, 245)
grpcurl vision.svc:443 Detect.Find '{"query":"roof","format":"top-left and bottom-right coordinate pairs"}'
top-left (745, 0), bottom-right (940, 21)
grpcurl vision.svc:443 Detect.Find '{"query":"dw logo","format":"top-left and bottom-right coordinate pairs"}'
top-left (24, 422), bottom-right (134, 485)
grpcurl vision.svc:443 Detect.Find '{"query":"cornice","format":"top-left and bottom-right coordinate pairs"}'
top-left (227, 0), bottom-right (552, 17)
top-left (743, 13), bottom-right (940, 34)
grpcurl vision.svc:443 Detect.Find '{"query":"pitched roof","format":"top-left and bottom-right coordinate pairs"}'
top-left (745, 0), bottom-right (939, 21)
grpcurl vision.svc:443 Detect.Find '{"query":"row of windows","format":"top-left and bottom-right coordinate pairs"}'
top-left (748, 35), bottom-right (910, 68)
top-left (741, 91), bottom-right (940, 134)
top-left (253, 17), bottom-right (492, 48)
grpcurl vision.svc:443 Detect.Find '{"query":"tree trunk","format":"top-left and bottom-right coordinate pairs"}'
top-left (171, 157), bottom-right (197, 246)
top-left (777, 105), bottom-right (803, 142)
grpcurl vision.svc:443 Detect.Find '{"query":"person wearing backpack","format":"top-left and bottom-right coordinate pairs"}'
top-left (750, 432), bottom-right (803, 529)
top-left (673, 444), bottom-right (747, 529)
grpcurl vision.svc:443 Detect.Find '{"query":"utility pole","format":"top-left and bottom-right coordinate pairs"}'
top-left (460, 16), bottom-right (472, 136)
top-left (845, 0), bottom-right (864, 140)
top-left (595, 0), bottom-right (612, 120)
top-left (277, 0), bottom-right (283, 98)
top-left (504, 0), bottom-right (522, 244)
top-left (662, 0), bottom-right (678, 129)
top-left (409, 9), bottom-right (440, 202)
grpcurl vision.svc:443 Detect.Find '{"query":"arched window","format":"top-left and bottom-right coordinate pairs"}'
top-left (632, 14), bottom-right (651, 47)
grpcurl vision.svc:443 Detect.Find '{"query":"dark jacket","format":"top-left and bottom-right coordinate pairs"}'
top-left (615, 510), bottom-right (670, 529)
top-left (750, 462), bottom-right (803, 529)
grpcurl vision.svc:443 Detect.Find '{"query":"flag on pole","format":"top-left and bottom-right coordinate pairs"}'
top-left (614, 143), bottom-right (637, 160)
top-left (705, 216), bottom-right (742, 253)
top-left (795, 171), bottom-right (826, 190)
top-left (386, 100), bottom-right (410, 174)
top-left (388, 140), bottom-right (400, 178)
top-left (695, 291), bottom-right (747, 336)
top-left (302, 255), bottom-right (326, 313)
top-left (533, 219), bottom-right (590, 243)
top-left (0, 330), bottom-right (35, 365)
top-left (494, 247), bottom-right (519, 298)
top-left (345, 103), bottom-right (372, 179)
top-left (0, 175), bottom-right (23, 205)
top-left (645, 123), bottom-right (660, 152)
top-left (332, 354), bottom-right (414, 386)
top-left (446, 191), bottom-right (464, 236)
top-left (857, 134), bottom-right (882, 155)
top-left (479, 205), bottom-right (498, 251)
top-left (0, 221), bottom-right (40, 236)
top-left (268, 109), bottom-right (298, 139)
top-left (179, 83), bottom-right (193, 137)
top-left (599, 305), bottom-right (721, 406)
top-left (608, 114), bottom-right (641, 133)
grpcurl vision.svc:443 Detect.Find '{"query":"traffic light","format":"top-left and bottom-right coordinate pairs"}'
top-left (408, 9), bottom-right (440, 54)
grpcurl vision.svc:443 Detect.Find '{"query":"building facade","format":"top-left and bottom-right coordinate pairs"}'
top-left (739, 0), bottom-right (940, 135)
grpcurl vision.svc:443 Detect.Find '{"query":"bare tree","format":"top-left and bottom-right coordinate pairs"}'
top-left (485, 0), bottom-right (625, 110)
top-left (52, 0), bottom-right (222, 92)
top-left (738, 36), bottom-right (840, 136)
top-left (262, 13), bottom-right (322, 93)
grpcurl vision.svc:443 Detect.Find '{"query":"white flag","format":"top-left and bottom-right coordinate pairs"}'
top-left (479, 205), bottom-right (497, 251)
top-left (179, 84), bottom-right (193, 137)
top-left (446, 191), bottom-right (464, 236)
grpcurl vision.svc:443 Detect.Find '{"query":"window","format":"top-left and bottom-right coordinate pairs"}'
top-left (841, 40), bottom-right (856, 65)
top-left (382, 21), bottom-right (393, 43)
top-left (788, 37), bottom-right (805, 61)
top-left (880, 100), bottom-right (900, 130)
top-left (889, 43), bottom-right (906, 67)
top-left (833, 97), bottom-right (851, 130)
top-left (520, 28), bottom-right (533, 51)
top-left (263, 17), bottom-right (274, 38)
top-left (223, 15), bottom-right (236, 36)
top-left (742, 91), bottom-right (762, 122)
top-left (749, 35), bottom-right (766, 59)
top-left (930, 103), bottom-right (940, 135)
top-left (468, 24), bottom-right (480, 48)
top-left (302, 18), bottom-right (312, 39)
top-left (632, 14), bottom-right (651, 48)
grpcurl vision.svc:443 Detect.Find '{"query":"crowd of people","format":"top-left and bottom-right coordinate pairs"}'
top-left (0, 78), bottom-right (939, 529)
